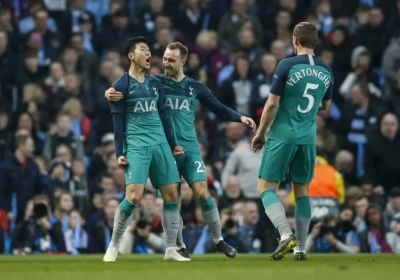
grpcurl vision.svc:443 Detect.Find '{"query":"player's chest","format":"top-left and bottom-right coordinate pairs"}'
top-left (126, 84), bottom-right (159, 113)
top-left (163, 84), bottom-right (198, 112)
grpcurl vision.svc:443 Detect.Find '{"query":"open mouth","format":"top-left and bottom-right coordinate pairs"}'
top-left (146, 57), bottom-right (150, 64)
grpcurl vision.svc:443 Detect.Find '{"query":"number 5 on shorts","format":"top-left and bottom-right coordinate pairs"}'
top-left (297, 82), bottom-right (318, 114)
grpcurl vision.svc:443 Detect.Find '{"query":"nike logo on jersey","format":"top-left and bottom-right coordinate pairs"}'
top-left (129, 91), bottom-right (135, 94)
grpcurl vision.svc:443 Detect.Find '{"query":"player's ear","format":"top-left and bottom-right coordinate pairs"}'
top-left (181, 59), bottom-right (186, 67)
top-left (128, 52), bottom-right (134, 60)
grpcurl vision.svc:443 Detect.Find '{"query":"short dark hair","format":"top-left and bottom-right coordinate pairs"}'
top-left (293, 22), bottom-right (318, 49)
top-left (124, 36), bottom-right (148, 59)
top-left (166, 42), bottom-right (188, 60)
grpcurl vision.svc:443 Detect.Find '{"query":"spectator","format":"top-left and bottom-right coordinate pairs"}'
top-left (218, 0), bottom-right (262, 52)
top-left (364, 113), bottom-right (400, 194)
top-left (91, 197), bottom-right (118, 253)
top-left (221, 130), bottom-right (261, 199)
top-left (219, 175), bottom-right (245, 211)
top-left (354, 196), bottom-right (369, 233)
top-left (290, 149), bottom-right (345, 219)
top-left (355, 7), bottom-right (391, 68)
top-left (359, 204), bottom-right (392, 253)
top-left (383, 188), bottom-right (400, 228)
top-left (18, 0), bottom-right (57, 35)
top-left (64, 209), bottom-right (88, 254)
top-left (337, 82), bottom-right (386, 178)
top-left (237, 26), bottom-right (265, 75)
top-left (218, 55), bottom-right (252, 117)
top-left (386, 214), bottom-right (400, 254)
top-left (0, 30), bottom-right (17, 108)
top-left (210, 122), bottom-right (246, 177)
top-left (251, 53), bottom-right (277, 121)
top-left (0, 135), bottom-right (43, 223)
top-left (305, 213), bottom-right (360, 254)
top-left (12, 195), bottom-right (65, 254)
top-left (43, 112), bottom-right (84, 160)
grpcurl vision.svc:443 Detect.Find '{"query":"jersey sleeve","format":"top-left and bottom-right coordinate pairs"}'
top-left (323, 70), bottom-right (334, 101)
top-left (197, 83), bottom-right (242, 121)
top-left (269, 60), bottom-right (289, 96)
top-left (156, 81), bottom-right (177, 151)
top-left (110, 79), bottom-right (125, 158)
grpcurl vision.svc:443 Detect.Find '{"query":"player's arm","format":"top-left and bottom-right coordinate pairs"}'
top-left (256, 62), bottom-right (287, 136)
top-left (197, 83), bottom-right (256, 129)
top-left (319, 73), bottom-right (333, 111)
top-left (109, 84), bottom-right (125, 159)
top-left (156, 83), bottom-right (178, 151)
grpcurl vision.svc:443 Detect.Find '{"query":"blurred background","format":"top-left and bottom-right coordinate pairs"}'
top-left (0, 0), bottom-right (400, 255)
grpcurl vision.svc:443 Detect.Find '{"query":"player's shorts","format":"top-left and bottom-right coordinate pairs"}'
top-left (258, 139), bottom-right (316, 184)
top-left (125, 142), bottom-right (180, 188)
top-left (156, 150), bottom-right (207, 197)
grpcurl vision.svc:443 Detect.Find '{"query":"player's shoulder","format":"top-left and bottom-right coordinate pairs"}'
top-left (111, 72), bottom-right (129, 91)
top-left (146, 74), bottom-right (163, 85)
top-left (186, 76), bottom-right (207, 91)
top-left (313, 56), bottom-right (333, 74)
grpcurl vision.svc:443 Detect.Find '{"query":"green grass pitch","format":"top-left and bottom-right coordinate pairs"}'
top-left (0, 254), bottom-right (399, 280)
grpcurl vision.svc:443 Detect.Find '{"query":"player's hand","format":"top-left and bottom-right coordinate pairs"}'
top-left (173, 146), bottom-right (184, 158)
top-left (251, 133), bottom-right (265, 152)
top-left (105, 87), bottom-right (123, 101)
top-left (117, 156), bottom-right (129, 166)
top-left (240, 116), bottom-right (256, 131)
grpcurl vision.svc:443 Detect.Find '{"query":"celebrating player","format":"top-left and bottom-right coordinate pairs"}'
top-left (105, 42), bottom-right (256, 259)
top-left (252, 22), bottom-right (333, 261)
top-left (103, 37), bottom-right (189, 262)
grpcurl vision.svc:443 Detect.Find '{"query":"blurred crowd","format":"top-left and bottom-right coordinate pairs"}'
top-left (0, 0), bottom-right (400, 255)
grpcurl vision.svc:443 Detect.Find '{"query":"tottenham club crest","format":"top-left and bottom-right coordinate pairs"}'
top-left (189, 86), bottom-right (193, 96)
top-left (152, 86), bottom-right (158, 96)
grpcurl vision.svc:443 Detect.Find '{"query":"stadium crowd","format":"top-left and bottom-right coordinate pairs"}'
top-left (0, 0), bottom-right (400, 255)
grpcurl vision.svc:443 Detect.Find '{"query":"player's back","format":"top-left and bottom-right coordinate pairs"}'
top-left (123, 74), bottom-right (166, 150)
top-left (268, 54), bottom-right (333, 145)
top-left (155, 74), bottom-right (200, 152)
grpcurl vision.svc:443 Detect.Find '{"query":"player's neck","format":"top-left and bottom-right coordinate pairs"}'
top-left (170, 71), bottom-right (186, 82)
top-left (129, 64), bottom-right (146, 83)
top-left (296, 47), bottom-right (315, 56)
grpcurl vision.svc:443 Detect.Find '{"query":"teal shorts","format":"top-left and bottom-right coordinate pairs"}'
top-left (125, 142), bottom-right (180, 188)
top-left (157, 150), bottom-right (207, 197)
top-left (258, 139), bottom-right (316, 184)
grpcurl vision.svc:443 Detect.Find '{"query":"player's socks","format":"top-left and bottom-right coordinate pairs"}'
top-left (260, 189), bottom-right (292, 236)
top-left (294, 196), bottom-right (311, 251)
top-left (176, 215), bottom-right (186, 248)
top-left (200, 196), bottom-right (223, 243)
top-left (162, 200), bottom-right (180, 248)
top-left (110, 198), bottom-right (137, 248)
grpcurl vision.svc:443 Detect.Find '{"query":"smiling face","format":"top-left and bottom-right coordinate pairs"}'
top-left (162, 48), bottom-right (184, 78)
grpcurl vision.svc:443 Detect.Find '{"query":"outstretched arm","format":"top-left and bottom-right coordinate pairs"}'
top-left (198, 83), bottom-right (256, 129)
top-left (197, 83), bottom-right (242, 122)
top-left (157, 84), bottom-right (177, 151)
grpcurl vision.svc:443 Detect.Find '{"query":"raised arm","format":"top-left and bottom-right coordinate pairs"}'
top-left (197, 83), bottom-right (256, 129)
top-left (156, 83), bottom-right (178, 151)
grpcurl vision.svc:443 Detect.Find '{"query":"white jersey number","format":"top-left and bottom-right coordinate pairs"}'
top-left (297, 83), bottom-right (318, 113)
top-left (195, 161), bottom-right (206, 173)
